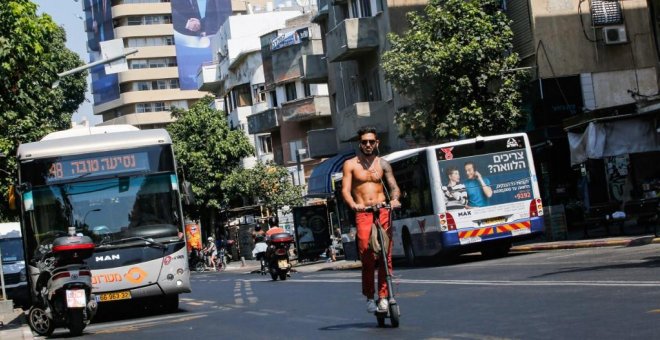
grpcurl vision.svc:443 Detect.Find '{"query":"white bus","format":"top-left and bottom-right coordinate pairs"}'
top-left (14, 125), bottom-right (191, 310)
top-left (337, 133), bottom-right (544, 264)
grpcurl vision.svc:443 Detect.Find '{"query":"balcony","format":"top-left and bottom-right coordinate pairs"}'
top-left (299, 54), bottom-right (327, 83)
top-left (326, 16), bottom-right (380, 63)
top-left (196, 62), bottom-right (222, 92)
top-left (281, 96), bottom-right (331, 122)
top-left (247, 108), bottom-right (280, 134)
top-left (307, 128), bottom-right (338, 158)
top-left (336, 101), bottom-right (389, 142)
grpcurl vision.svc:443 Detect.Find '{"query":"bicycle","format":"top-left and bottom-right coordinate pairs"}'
top-left (364, 203), bottom-right (400, 328)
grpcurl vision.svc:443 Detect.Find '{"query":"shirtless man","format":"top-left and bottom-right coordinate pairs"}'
top-left (341, 126), bottom-right (401, 313)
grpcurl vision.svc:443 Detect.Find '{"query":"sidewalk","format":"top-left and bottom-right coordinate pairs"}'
top-left (0, 306), bottom-right (31, 340)
top-left (3, 224), bottom-right (659, 340)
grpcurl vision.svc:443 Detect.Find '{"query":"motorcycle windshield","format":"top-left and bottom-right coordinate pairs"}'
top-left (23, 173), bottom-right (182, 264)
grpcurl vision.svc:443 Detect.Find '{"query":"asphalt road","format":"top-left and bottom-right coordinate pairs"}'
top-left (53, 243), bottom-right (660, 340)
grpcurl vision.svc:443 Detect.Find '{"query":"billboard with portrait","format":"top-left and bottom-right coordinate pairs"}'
top-left (171, 0), bottom-right (231, 89)
top-left (436, 136), bottom-right (533, 209)
top-left (293, 205), bottom-right (330, 261)
top-left (84, 0), bottom-right (119, 105)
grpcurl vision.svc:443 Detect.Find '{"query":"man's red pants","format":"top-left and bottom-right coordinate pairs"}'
top-left (356, 208), bottom-right (392, 299)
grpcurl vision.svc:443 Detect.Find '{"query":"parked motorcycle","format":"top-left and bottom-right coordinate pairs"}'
top-left (189, 248), bottom-right (206, 272)
top-left (28, 228), bottom-right (97, 336)
top-left (266, 233), bottom-right (294, 281)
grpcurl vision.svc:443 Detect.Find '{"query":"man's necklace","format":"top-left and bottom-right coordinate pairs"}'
top-left (360, 156), bottom-right (378, 173)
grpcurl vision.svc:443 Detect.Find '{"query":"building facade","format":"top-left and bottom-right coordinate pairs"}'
top-left (84, 0), bottom-right (270, 128)
top-left (509, 0), bottom-right (660, 208)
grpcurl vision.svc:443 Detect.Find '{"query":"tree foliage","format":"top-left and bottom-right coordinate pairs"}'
top-left (222, 161), bottom-right (304, 216)
top-left (0, 0), bottom-right (87, 220)
top-left (382, 0), bottom-right (528, 141)
top-left (167, 96), bottom-right (254, 219)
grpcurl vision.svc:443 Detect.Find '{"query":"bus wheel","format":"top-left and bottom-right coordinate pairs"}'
top-left (164, 294), bottom-right (179, 312)
top-left (403, 233), bottom-right (416, 266)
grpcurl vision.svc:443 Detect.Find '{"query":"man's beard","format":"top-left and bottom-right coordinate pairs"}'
top-left (360, 148), bottom-right (376, 156)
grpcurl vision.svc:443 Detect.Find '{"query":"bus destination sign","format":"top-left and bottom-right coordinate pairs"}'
top-left (48, 152), bottom-right (149, 181)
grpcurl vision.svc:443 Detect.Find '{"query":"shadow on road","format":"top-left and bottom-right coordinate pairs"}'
top-left (528, 256), bottom-right (660, 279)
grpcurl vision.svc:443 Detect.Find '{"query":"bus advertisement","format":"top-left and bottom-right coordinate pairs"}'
top-left (336, 133), bottom-right (544, 264)
top-left (14, 126), bottom-right (191, 310)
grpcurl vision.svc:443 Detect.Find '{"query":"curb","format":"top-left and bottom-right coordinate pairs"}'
top-left (511, 236), bottom-right (660, 252)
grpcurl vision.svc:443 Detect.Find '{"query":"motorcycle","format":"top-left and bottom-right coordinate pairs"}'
top-left (28, 228), bottom-right (98, 336)
top-left (189, 248), bottom-right (206, 272)
top-left (266, 232), bottom-right (294, 281)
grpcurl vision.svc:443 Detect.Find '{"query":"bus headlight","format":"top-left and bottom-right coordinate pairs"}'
top-left (20, 268), bottom-right (27, 282)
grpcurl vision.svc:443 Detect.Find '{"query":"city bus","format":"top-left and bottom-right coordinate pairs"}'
top-left (336, 133), bottom-right (544, 264)
top-left (14, 125), bottom-right (191, 310)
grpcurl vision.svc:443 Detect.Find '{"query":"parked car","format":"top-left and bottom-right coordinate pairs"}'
top-left (0, 222), bottom-right (28, 306)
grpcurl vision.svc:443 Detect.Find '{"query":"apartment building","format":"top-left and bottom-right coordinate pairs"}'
top-left (508, 0), bottom-right (660, 207)
top-left (249, 12), bottom-right (333, 184)
top-left (83, 0), bottom-right (269, 128)
top-left (198, 8), bottom-right (304, 170)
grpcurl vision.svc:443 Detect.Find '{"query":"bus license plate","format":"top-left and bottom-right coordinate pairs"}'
top-left (98, 291), bottom-right (132, 302)
top-left (66, 289), bottom-right (87, 308)
top-left (482, 217), bottom-right (506, 226)
top-left (511, 228), bottom-right (531, 236)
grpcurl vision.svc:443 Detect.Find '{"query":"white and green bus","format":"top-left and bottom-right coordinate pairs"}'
top-left (15, 125), bottom-right (191, 310)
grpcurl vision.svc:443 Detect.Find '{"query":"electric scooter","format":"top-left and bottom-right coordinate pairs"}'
top-left (367, 204), bottom-right (400, 328)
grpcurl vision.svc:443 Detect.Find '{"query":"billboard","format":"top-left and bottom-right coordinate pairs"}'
top-left (293, 205), bottom-right (330, 261)
top-left (436, 137), bottom-right (533, 209)
top-left (171, 0), bottom-right (232, 89)
top-left (84, 0), bottom-right (119, 105)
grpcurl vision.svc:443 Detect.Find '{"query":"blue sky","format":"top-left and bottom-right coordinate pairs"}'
top-left (33, 0), bottom-right (100, 125)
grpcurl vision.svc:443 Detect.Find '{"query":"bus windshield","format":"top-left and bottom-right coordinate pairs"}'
top-left (24, 173), bottom-right (181, 256)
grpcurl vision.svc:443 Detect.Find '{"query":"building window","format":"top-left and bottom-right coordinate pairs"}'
top-left (285, 82), bottom-right (297, 102)
top-left (304, 83), bottom-right (311, 97)
top-left (137, 81), bottom-right (150, 91)
top-left (349, 0), bottom-right (372, 18)
top-left (154, 102), bottom-right (166, 111)
top-left (257, 134), bottom-right (273, 154)
top-left (270, 90), bottom-right (278, 107)
top-left (235, 84), bottom-right (253, 107)
top-left (252, 84), bottom-right (267, 103)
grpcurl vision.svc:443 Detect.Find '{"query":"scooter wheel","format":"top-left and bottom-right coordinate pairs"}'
top-left (376, 313), bottom-right (386, 327)
top-left (194, 262), bottom-right (205, 272)
top-left (68, 308), bottom-right (86, 336)
top-left (28, 306), bottom-right (55, 336)
top-left (389, 303), bottom-right (400, 328)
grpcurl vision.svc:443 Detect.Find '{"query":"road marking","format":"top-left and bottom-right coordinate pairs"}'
top-left (647, 309), bottom-right (660, 313)
top-left (90, 313), bottom-right (207, 334)
top-left (246, 278), bottom-right (660, 287)
top-left (233, 280), bottom-right (258, 305)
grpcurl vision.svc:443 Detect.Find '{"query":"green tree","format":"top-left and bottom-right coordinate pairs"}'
top-left (167, 96), bottom-right (254, 223)
top-left (382, 0), bottom-right (528, 141)
top-left (223, 161), bottom-right (304, 217)
top-left (0, 0), bottom-right (87, 220)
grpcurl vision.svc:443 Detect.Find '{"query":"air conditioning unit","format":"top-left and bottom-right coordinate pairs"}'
top-left (603, 25), bottom-right (628, 45)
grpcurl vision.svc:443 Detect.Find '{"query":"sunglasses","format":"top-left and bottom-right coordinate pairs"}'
top-left (360, 139), bottom-right (377, 146)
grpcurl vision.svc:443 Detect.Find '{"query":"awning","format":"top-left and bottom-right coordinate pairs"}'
top-left (306, 150), bottom-right (355, 198)
top-left (567, 119), bottom-right (660, 165)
